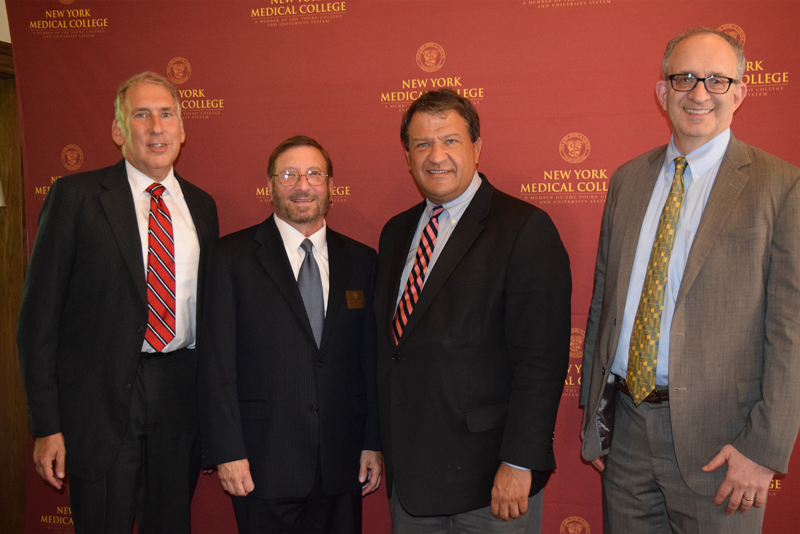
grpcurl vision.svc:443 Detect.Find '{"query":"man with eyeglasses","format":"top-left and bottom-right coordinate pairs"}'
top-left (197, 136), bottom-right (382, 533)
top-left (580, 27), bottom-right (800, 532)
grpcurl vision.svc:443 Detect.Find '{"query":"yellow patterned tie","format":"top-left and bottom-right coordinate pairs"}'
top-left (627, 157), bottom-right (687, 405)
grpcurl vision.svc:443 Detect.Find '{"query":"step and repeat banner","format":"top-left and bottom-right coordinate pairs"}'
top-left (7, 0), bottom-right (799, 532)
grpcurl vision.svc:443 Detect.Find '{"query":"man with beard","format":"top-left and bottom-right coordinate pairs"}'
top-left (198, 136), bottom-right (382, 533)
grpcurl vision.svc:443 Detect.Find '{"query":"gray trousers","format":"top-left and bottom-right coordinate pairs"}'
top-left (390, 483), bottom-right (543, 534)
top-left (602, 390), bottom-right (765, 534)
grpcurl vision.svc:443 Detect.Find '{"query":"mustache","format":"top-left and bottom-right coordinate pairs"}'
top-left (288, 192), bottom-right (319, 200)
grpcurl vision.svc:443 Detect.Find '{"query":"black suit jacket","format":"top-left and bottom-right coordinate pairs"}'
top-left (17, 159), bottom-right (219, 481)
top-left (375, 176), bottom-right (571, 515)
top-left (197, 215), bottom-right (381, 500)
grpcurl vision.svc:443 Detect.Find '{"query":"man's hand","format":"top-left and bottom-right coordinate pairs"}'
top-left (702, 444), bottom-right (774, 514)
top-left (580, 425), bottom-right (606, 472)
top-left (217, 459), bottom-right (255, 497)
top-left (33, 433), bottom-right (66, 490)
top-left (359, 450), bottom-right (383, 496)
top-left (490, 463), bottom-right (532, 521)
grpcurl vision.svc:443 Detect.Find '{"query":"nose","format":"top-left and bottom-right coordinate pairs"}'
top-left (149, 114), bottom-right (164, 133)
top-left (294, 173), bottom-right (313, 191)
top-left (687, 80), bottom-right (711, 102)
top-left (428, 141), bottom-right (448, 164)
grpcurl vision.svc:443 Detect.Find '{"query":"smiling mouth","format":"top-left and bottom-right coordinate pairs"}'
top-left (685, 109), bottom-right (712, 115)
top-left (149, 143), bottom-right (168, 148)
top-left (426, 169), bottom-right (451, 175)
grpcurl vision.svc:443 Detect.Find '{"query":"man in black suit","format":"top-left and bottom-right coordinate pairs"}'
top-left (197, 136), bottom-right (382, 533)
top-left (17, 72), bottom-right (219, 533)
top-left (375, 89), bottom-right (572, 533)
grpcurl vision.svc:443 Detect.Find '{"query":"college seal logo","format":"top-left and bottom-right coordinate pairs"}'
top-left (167, 57), bottom-right (192, 85)
top-left (717, 24), bottom-right (745, 46)
top-left (570, 328), bottom-right (585, 359)
top-left (560, 516), bottom-right (591, 534)
top-left (559, 133), bottom-right (591, 164)
top-left (61, 144), bottom-right (84, 171)
top-left (416, 43), bottom-right (446, 73)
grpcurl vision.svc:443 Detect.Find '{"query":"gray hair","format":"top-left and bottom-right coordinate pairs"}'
top-left (662, 27), bottom-right (746, 81)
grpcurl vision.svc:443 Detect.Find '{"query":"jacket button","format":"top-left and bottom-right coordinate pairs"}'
top-left (393, 356), bottom-right (403, 363)
top-left (137, 326), bottom-right (145, 333)
top-left (316, 361), bottom-right (324, 368)
top-left (124, 383), bottom-right (132, 390)
top-left (601, 367), bottom-right (606, 375)
top-left (310, 405), bottom-right (319, 413)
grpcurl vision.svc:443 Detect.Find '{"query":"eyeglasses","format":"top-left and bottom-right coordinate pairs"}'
top-left (667, 74), bottom-right (737, 94)
top-left (271, 170), bottom-right (329, 186)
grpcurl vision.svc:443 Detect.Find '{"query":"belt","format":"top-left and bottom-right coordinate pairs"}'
top-left (615, 376), bottom-right (669, 403)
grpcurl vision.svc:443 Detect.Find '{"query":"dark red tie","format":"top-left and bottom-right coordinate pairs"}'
top-left (392, 205), bottom-right (444, 344)
top-left (145, 183), bottom-right (176, 351)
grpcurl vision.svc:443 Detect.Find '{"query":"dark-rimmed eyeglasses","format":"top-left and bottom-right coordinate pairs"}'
top-left (667, 74), bottom-right (737, 94)
top-left (271, 170), bottom-right (329, 186)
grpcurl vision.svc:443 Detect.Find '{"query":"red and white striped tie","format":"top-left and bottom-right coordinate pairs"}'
top-left (144, 183), bottom-right (176, 352)
top-left (392, 205), bottom-right (444, 345)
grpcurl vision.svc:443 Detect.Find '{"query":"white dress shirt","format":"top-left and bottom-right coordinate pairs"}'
top-left (126, 161), bottom-right (200, 353)
top-left (273, 215), bottom-right (330, 314)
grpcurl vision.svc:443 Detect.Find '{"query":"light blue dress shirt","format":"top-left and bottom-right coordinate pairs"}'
top-left (395, 172), bottom-right (482, 307)
top-left (610, 129), bottom-right (732, 386)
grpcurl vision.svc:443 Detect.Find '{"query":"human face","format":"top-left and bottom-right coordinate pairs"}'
top-left (112, 82), bottom-right (185, 182)
top-left (656, 33), bottom-right (746, 155)
top-left (268, 145), bottom-right (332, 236)
top-left (405, 110), bottom-right (482, 205)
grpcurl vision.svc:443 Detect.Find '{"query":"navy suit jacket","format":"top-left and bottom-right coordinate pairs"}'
top-left (197, 215), bottom-right (380, 499)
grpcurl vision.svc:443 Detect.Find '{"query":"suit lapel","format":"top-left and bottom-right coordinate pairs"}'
top-left (253, 216), bottom-right (318, 346)
top-left (321, 230), bottom-right (349, 350)
top-left (395, 177), bottom-right (492, 347)
top-left (384, 202), bottom-right (426, 348)
top-left (178, 174), bottom-right (211, 246)
top-left (614, 148), bottom-right (666, 322)
top-left (100, 160), bottom-right (147, 304)
top-left (675, 136), bottom-right (751, 309)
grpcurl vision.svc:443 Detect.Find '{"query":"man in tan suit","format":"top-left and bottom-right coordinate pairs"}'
top-left (580, 27), bottom-right (800, 533)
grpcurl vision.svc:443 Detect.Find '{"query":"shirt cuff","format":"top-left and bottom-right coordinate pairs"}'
top-left (503, 461), bottom-right (531, 471)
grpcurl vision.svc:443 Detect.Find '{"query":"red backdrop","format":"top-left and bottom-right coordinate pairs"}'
top-left (7, 0), bottom-right (799, 532)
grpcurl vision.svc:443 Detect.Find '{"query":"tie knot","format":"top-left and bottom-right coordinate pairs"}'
top-left (431, 205), bottom-right (444, 220)
top-left (147, 183), bottom-right (166, 198)
top-left (674, 156), bottom-right (687, 177)
top-left (300, 238), bottom-right (314, 255)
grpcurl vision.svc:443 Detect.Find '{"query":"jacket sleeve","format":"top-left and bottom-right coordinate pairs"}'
top-left (17, 178), bottom-right (80, 437)
top-left (499, 209), bottom-right (572, 470)
top-left (196, 241), bottom-right (249, 467)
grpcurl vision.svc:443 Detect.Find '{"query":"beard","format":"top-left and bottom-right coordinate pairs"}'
top-left (270, 187), bottom-right (332, 226)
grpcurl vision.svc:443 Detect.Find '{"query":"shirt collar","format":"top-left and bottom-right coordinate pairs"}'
top-left (125, 160), bottom-right (181, 200)
top-left (425, 171), bottom-right (482, 217)
top-left (273, 215), bottom-right (328, 257)
top-left (665, 128), bottom-right (731, 183)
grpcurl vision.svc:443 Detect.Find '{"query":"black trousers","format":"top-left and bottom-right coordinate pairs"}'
top-left (231, 467), bottom-right (362, 534)
top-left (69, 349), bottom-right (202, 534)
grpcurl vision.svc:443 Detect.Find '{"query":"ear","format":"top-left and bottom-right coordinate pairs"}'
top-left (405, 149), bottom-right (412, 172)
top-left (179, 117), bottom-right (186, 144)
top-left (112, 119), bottom-right (124, 146)
top-left (732, 82), bottom-right (747, 112)
top-left (473, 137), bottom-right (483, 166)
top-left (655, 80), bottom-right (668, 111)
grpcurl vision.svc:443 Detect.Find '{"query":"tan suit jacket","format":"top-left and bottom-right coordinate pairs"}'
top-left (580, 135), bottom-right (800, 495)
